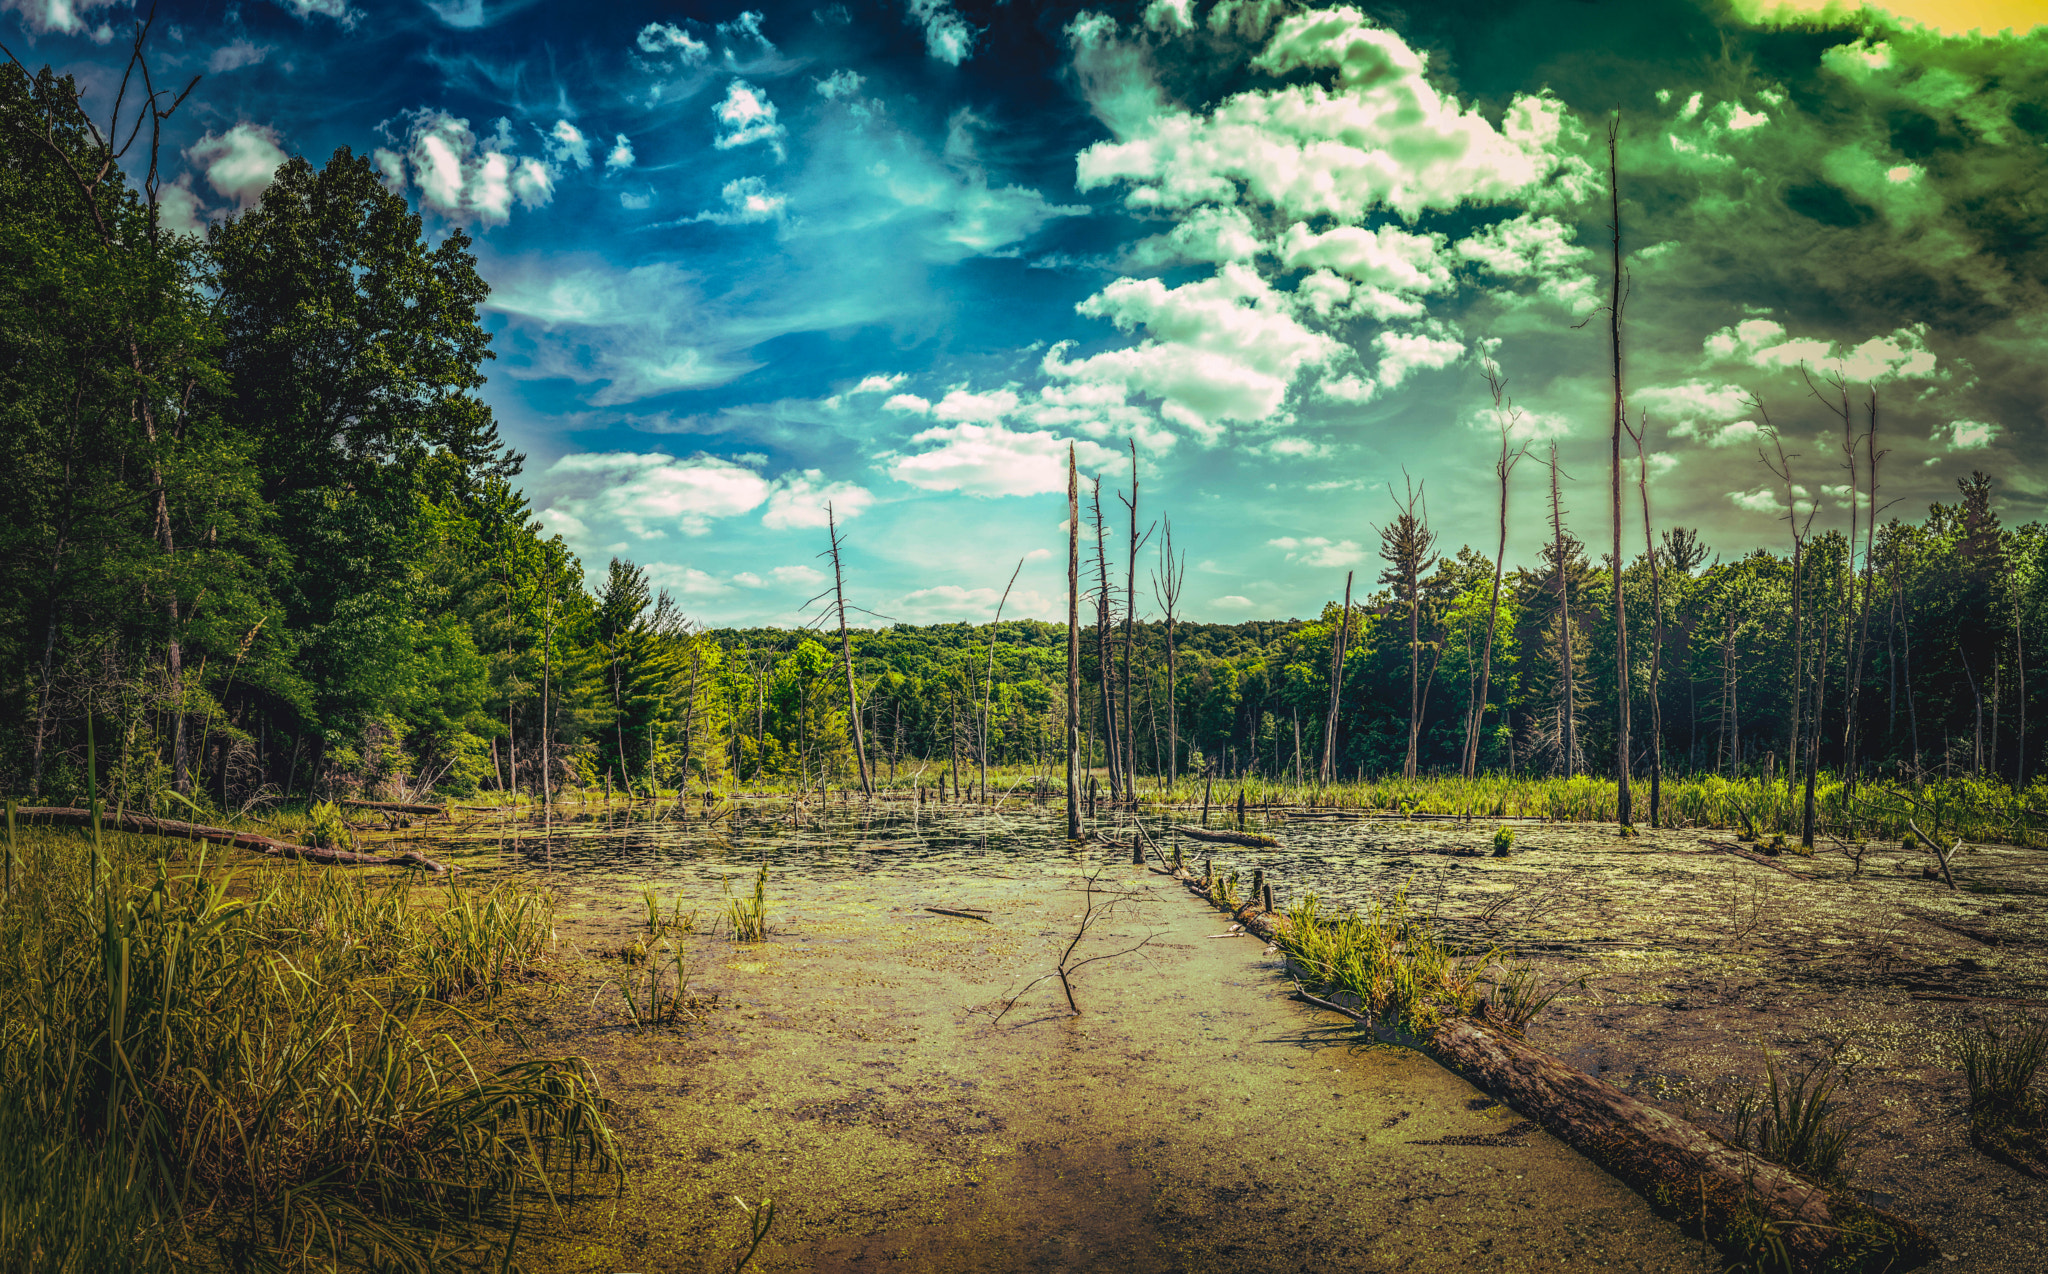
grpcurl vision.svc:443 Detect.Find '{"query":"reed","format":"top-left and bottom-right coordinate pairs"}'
top-left (0, 827), bottom-right (620, 1271)
top-left (1957, 1018), bottom-right (2048, 1175)
top-left (1278, 888), bottom-right (1493, 1034)
top-left (725, 864), bottom-right (769, 942)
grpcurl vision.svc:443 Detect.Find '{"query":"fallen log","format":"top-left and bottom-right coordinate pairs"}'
top-left (342, 798), bottom-right (446, 818)
top-left (1173, 824), bottom-right (1280, 848)
top-left (15, 807), bottom-right (454, 873)
top-left (1157, 862), bottom-right (1934, 1272)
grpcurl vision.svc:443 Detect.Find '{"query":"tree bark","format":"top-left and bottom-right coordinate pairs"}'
top-left (19, 807), bottom-right (455, 872)
top-left (828, 505), bottom-right (873, 796)
top-left (1607, 123), bottom-right (1632, 827)
top-left (1068, 447), bottom-right (1083, 838)
top-left (1321, 572), bottom-right (1353, 785)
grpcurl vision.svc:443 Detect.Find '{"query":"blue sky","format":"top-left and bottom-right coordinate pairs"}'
top-left (11, 0), bottom-right (2048, 624)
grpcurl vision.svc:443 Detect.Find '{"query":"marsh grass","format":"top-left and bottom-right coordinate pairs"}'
top-left (1958, 1018), bottom-right (2048, 1177)
top-left (725, 865), bottom-right (769, 942)
top-left (0, 827), bottom-right (620, 1272)
top-left (1728, 1055), bottom-right (1865, 1184)
top-left (1278, 889), bottom-right (1492, 1034)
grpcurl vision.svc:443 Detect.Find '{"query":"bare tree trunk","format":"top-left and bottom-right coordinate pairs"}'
top-left (1466, 368), bottom-right (1521, 778)
top-left (1153, 518), bottom-right (1185, 794)
top-left (1320, 572), bottom-right (1353, 784)
top-left (982, 560), bottom-right (1023, 804)
top-left (1606, 123), bottom-right (1632, 827)
top-left (1843, 394), bottom-right (1879, 801)
top-left (1898, 565), bottom-right (1922, 776)
top-left (1122, 440), bottom-right (1139, 792)
top-left (1549, 448), bottom-right (1578, 775)
top-left (1089, 480), bottom-right (1122, 800)
top-left (826, 506), bottom-right (873, 797)
top-left (1632, 413), bottom-right (1664, 827)
top-left (1068, 447), bottom-right (1082, 837)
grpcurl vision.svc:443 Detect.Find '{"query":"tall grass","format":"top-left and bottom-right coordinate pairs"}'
top-left (0, 828), bottom-right (620, 1272)
top-left (1279, 888), bottom-right (1493, 1034)
top-left (1958, 1018), bottom-right (2048, 1176)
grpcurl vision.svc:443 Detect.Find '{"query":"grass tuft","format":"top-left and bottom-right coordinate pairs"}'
top-left (1957, 1018), bottom-right (2048, 1177)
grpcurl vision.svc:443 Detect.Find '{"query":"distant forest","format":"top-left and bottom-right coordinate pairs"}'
top-left (5, 58), bottom-right (2041, 816)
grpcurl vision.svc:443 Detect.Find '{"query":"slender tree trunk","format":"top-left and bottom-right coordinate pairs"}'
top-left (1321, 572), bottom-right (1354, 784)
top-left (1607, 123), bottom-right (1632, 827)
top-left (1068, 447), bottom-right (1083, 836)
top-left (827, 506), bottom-right (873, 797)
top-left (1090, 480), bottom-right (1122, 800)
top-left (1842, 393), bottom-right (1878, 801)
top-left (1404, 560), bottom-right (1424, 780)
top-left (1123, 441), bottom-right (1138, 791)
top-left (1898, 566), bottom-right (1922, 776)
top-left (1549, 448), bottom-right (1578, 775)
top-left (1633, 418), bottom-right (1664, 827)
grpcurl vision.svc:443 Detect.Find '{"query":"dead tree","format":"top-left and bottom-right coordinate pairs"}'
top-left (1377, 475), bottom-right (1439, 780)
top-left (1757, 401), bottom-right (1814, 802)
top-left (825, 506), bottom-right (873, 796)
top-left (1115, 441), bottom-right (1151, 794)
top-left (1067, 446), bottom-right (1082, 837)
top-left (1629, 411), bottom-right (1665, 826)
top-left (1547, 447), bottom-right (1580, 775)
top-left (1088, 479), bottom-right (1123, 800)
top-left (1320, 571), bottom-right (1354, 785)
top-left (981, 558), bottom-right (1024, 804)
top-left (1466, 355), bottom-right (1525, 778)
top-left (1604, 121), bottom-right (1633, 828)
top-left (1152, 516), bottom-right (1186, 792)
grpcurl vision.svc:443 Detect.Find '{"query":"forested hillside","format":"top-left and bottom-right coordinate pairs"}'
top-left (7, 58), bottom-right (2045, 818)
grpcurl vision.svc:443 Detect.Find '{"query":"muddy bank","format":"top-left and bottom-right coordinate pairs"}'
top-left (510, 854), bottom-right (1716, 1273)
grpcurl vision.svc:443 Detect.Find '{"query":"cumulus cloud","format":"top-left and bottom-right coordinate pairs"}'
top-left (892, 584), bottom-right (1056, 623)
top-left (815, 69), bottom-right (864, 100)
top-left (691, 176), bottom-right (787, 224)
top-left (1371, 327), bottom-right (1464, 391)
top-left (761, 470), bottom-right (875, 529)
top-left (848, 373), bottom-right (906, 394)
top-left (606, 135), bottom-right (635, 171)
top-left (546, 120), bottom-right (591, 171)
top-left (1704, 318), bottom-right (1939, 381)
top-left (1277, 222), bottom-right (1452, 319)
top-left (1728, 483), bottom-right (1808, 515)
top-left (546, 452), bottom-right (773, 538)
top-left (885, 393), bottom-right (933, 414)
top-left (186, 123), bottom-right (288, 208)
top-left (1046, 264), bottom-right (1343, 438)
top-left (1934, 419), bottom-right (1999, 451)
top-left (887, 423), bottom-right (1121, 497)
top-left (636, 20), bottom-right (709, 61)
top-left (1454, 213), bottom-right (1597, 308)
top-left (1126, 205), bottom-right (1265, 267)
top-left (271, 0), bottom-right (357, 26)
top-left (154, 180), bottom-right (209, 238)
top-left (906, 0), bottom-right (976, 65)
top-left (1074, 7), bottom-right (1596, 223)
top-left (1269, 536), bottom-right (1367, 567)
top-left (712, 80), bottom-right (786, 157)
top-left (1, 0), bottom-right (126, 39)
top-left (373, 110), bottom-right (558, 226)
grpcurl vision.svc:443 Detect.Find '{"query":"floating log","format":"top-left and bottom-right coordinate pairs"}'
top-left (1159, 862), bottom-right (1934, 1272)
top-left (15, 807), bottom-right (454, 873)
top-left (342, 798), bottom-right (446, 817)
top-left (1173, 824), bottom-right (1280, 847)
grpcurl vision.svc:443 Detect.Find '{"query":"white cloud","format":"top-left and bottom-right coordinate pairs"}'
top-left (885, 393), bottom-right (933, 414)
top-left (1143, 0), bottom-right (1195, 33)
top-left (1934, 419), bottom-right (1999, 451)
top-left (547, 451), bottom-right (773, 537)
top-left (1278, 221), bottom-right (1452, 318)
top-left (1126, 205), bottom-right (1265, 267)
top-left (1634, 380), bottom-right (1751, 432)
top-left (907, 0), bottom-right (976, 65)
top-left (270, 0), bottom-right (356, 26)
top-left (1454, 213), bottom-right (1596, 307)
top-left (546, 120), bottom-right (591, 170)
top-left (849, 373), bottom-right (906, 394)
top-left (932, 388), bottom-right (1020, 423)
top-left (207, 40), bottom-right (271, 73)
top-left (717, 10), bottom-right (776, 53)
top-left (1372, 327), bottom-right (1463, 391)
top-left (761, 470), bottom-right (875, 529)
top-left (373, 110), bottom-right (557, 226)
top-left (712, 81), bottom-right (786, 156)
top-left (645, 565), bottom-right (734, 597)
top-left (637, 20), bottom-right (709, 61)
top-left (1269, 536), bottom-right (1366, 567)
top-left (186, 123), bottom-right (288, 208)
top-left (771, 564), bottom-right (827, 587)
top-left (1074, 7), bottom-right (1596, 223)
top-left (606, 135), bottom-right (635, 171)
top-left (816, 69), bottom-right (865, 100)
top-left (1466, 402), bottom-right (1572, 441)
top-left (692, 175), bottom-right (787, 224)
top-left (1047, 264), bottom-right (1342, 438)
top-left (1644, 452), bottom-right (1680, 477)
top-left (1, 0), bottom-right (126, 38)
top-left (1212, 595), bottom-right (1256, 611)
top-left (1703, 319), bottom-right (1939, 382)
top-left (154, 180), bottom-right (208, 238)
top-left (887, 423), bottom-right (1120, 497)
top-left (1728, 483), bottom-right (1807, 515)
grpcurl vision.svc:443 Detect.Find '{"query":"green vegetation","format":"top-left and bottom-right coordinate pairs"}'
top-left (1729, 1055), bottom-right (1865, 1184)
top-left (1279, 889), bottom-right (1492, 1035)
top-left (725, 865), bottom-right (769, 943)
top-left (0, 827), bottom-right (618, 1271)
top-left (1958, 1018), bottom-right (2048, 1177)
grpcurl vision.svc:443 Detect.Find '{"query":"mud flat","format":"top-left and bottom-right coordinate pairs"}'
top-left (1249, 817), bottom-right (2048, 1273)
top-left (505, 852), bottom-right (1716, 1273)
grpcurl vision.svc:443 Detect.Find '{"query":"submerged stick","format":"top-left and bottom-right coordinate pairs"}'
top-left (1173, 824), bottom-right (1279, 848)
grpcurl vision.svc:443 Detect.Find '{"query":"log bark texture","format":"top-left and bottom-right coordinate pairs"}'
top-left (17, 807), bottom-right (454, 873)
top-left (1157, 863), bottom-right (1935, 1272)
top-left (1173, 825), bottom-right (1280, 847)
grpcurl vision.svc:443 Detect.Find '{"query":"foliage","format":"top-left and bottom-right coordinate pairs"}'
top-left (1728, 1055), bottom-right (1865, 1184)
top-left (1279, 888), bottom-right (1492, 1035)
top-left (1957, 1018), bottom-right (2048, 1177)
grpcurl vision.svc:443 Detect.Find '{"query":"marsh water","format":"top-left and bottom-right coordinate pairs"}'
top-left (384, 801), bottom-right (1716, 1273)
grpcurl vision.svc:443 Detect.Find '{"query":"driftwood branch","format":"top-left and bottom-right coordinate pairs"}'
top-left (16, 807), bottom-right (454, 873)
top-left (1174, 824), bottom-right (1279, 847)
top-left (342, 798), bottom-right (446, 817)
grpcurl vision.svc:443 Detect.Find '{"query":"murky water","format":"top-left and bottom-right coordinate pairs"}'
top-left (380, 802), bottom-right (1716, 1274)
